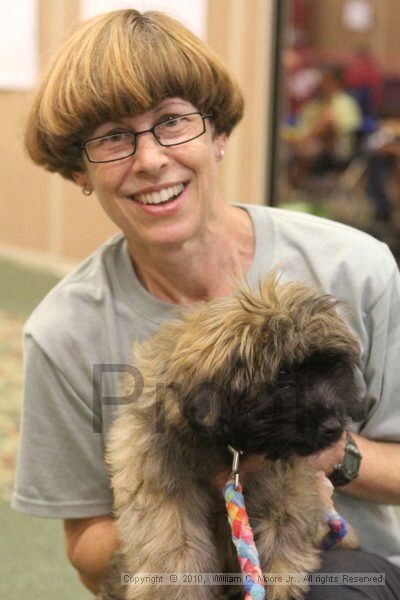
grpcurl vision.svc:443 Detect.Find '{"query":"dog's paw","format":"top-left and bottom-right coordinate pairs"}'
top-left (336, 522), bottom-right (359, 550)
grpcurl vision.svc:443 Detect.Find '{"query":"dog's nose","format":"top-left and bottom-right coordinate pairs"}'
top-left (320, 417), bottom-right (342, 438)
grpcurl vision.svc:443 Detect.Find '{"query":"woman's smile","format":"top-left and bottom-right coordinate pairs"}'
top-left (131, 182), bottom-right (187, 205)
top-left (126, 181), bottom-right (189, 215)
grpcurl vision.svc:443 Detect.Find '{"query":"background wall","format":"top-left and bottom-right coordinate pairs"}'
top-left (308, 0), bottom-right (400, 74)
top-left (0, 0), bottom-right (273, 268)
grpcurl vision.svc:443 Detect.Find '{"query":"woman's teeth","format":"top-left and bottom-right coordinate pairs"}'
top-left (135, 183), bottom-right (185, 205)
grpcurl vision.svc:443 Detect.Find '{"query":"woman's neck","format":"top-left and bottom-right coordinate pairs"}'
top-left (127, 205), bottom-right (254, 304)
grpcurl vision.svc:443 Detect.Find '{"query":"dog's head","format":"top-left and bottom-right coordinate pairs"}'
top-left (146, 274), bottom-right (365, 460)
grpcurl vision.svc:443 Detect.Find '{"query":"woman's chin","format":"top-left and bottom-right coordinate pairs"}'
top-left (125, 220), bottom-right (198, 250)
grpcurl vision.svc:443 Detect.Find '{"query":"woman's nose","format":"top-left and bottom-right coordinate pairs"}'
top-left (130, 131), bottom-right (168, 174)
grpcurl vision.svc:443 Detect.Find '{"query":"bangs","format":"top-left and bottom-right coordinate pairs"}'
top-left (67, 16), bottom-right (222, 131)
top-left (26, 10), bottom-right (244, 179)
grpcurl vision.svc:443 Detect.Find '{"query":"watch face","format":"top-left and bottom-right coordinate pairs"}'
top-left (343, 451), bottom-right (360, 478)
top-left (329, 434), bottom-right (362, 486)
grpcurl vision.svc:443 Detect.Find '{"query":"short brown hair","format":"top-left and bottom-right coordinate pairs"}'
top-left (25, 9), bottom-right (244, 180)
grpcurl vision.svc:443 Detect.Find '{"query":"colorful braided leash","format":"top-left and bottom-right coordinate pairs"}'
top-left (224, 447), bottom-right (265, 600)
top-left (223, 447), bottom-right (349, 599)
top-left (322, 509), bottom-right (348, 550)
top-left (224, 479), bottom-right (266, 599)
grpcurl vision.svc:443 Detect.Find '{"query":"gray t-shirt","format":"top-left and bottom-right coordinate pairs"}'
top-left (12, 205), bottom-right (400, 565)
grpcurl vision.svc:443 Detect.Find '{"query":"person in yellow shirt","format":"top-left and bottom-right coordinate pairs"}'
top-left (286, 65), bottom-right (362, 186)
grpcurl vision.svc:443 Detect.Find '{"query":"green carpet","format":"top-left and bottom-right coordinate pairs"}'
top-left (0, 258), bottom-right (60, 316)
top-left (0, 501), bottom-right (91, 599)
top-left (0, 257), bottom-right (92, 599)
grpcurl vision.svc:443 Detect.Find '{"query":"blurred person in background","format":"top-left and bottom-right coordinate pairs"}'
top-left (344, 46), bottom-right (384, 119)
top-left (283, 40), bottom-right (320, 121)
top-left (11, 9), bottom-right (400, 599)
top-left (363, 122), bottom-right (400, 247)
top-left (285, 65), bottom-right (362, 188)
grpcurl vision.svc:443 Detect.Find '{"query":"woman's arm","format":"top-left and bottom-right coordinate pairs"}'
top-left (64, 515), bottom-right (120, 593)
top-left (309, 432), bottom-right (400, 504)
top-left (339, 433), bottom-right (400, 504)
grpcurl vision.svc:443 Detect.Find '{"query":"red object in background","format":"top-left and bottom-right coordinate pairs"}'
top-left (292, 0), bottom-right (310, 33)
top-left (285, 0), bottom-right (318, 117)
top-left (344, 50), bottom-right (384, 114)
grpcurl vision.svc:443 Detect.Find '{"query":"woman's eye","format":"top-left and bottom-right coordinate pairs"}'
top-left (160, 112), bottom-right (192, 125)
top-left (162, 116), bottom-right (182, 127)
top-left (101, 133), bottom-right (125, 144)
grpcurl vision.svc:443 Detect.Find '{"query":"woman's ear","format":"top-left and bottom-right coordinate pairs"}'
top-left (72, 170), bottom-right (89, 187)
top-left (73, 171), bottom-right (94, 196)
top-left (213, 132), bottom-right (228, 162)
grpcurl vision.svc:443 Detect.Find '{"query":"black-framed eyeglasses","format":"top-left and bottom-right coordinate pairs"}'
top-left (81, 112), bottom-right (212, 163)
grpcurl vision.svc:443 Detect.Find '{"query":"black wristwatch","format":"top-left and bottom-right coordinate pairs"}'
top-left (329, 432), bottom-right (362, 487)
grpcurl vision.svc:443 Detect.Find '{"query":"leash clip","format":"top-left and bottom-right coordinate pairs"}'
top-left (228, 445), bottom-right (243, 490)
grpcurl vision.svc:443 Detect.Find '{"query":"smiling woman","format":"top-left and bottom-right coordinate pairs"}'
top-left (13, 7), bottom-right (400, 600)
top-left (72, 95), bottom-right (233, 256)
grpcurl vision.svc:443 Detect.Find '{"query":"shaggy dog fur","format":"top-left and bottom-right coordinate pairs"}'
top-left (99, 275), bottom-right (364, 600)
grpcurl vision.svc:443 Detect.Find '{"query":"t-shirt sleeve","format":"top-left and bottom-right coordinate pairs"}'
top-left (12, 334), bottom-right (113, 518)
top-left (360, 267), bottom-right (400, 440)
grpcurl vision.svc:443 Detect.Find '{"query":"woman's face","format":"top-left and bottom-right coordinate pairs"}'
top-left (74, 98), bottom-right (227, 249)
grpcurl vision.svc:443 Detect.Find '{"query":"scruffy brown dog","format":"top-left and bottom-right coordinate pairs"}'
top-left (101, 275), bottom-right (364, 600)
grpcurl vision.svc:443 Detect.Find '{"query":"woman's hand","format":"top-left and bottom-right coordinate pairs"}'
top-left (314, 470), bottom-right (335, 512)
top-left (308, 432), bottom-right (346, 475)
top-left (308, 434), bottom-right (347, 513)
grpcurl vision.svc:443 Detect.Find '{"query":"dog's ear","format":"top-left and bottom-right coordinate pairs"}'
top-left (181, 380), bottom-right (224, 434)
top-left (355, 395), bottom-right (377, 429)
top-left (345, 367), bottom-right (375, 427)
top-left (180, 378), bottom-right (250, 448)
